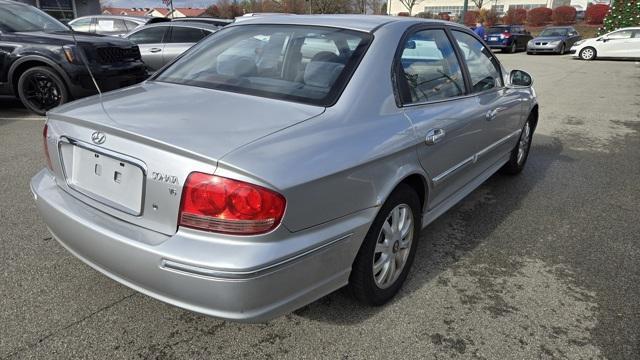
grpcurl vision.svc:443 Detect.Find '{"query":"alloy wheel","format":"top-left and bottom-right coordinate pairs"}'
top-left (581, 48), bottom-right (595, 60)
top-left (517, 121), bottom-right (531, 165)
top-left (372, 204), bottom-right (414, 289)
top-left (22, 71), bottom-right (62, 113)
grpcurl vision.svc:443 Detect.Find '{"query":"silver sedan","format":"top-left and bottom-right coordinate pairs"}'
top-left (32, 15), bottom-right (538, 322)
top-left (124, 22), bottom-right (218, 71)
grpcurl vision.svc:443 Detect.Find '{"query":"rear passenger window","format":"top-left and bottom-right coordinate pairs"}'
top-left (128, 27), bottom-right (167, 44)
top-left (397, 29), bottom-right (465, 104)
top-left (169, 27), bottom-right (209, 43)
top-left (452, 30), bottom-right (503, 93)
top-left (70, 18), bottom-right (91, 32)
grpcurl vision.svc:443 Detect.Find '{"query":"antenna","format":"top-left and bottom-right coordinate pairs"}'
top-left (54, 0), bottom-right (102, 96)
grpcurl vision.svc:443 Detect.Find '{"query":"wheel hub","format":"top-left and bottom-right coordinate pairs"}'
top-left (372, 204), bottom-right (414, 289)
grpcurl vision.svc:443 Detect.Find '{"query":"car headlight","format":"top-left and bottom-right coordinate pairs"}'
top-left (549, 40), bottom-right (561, 46)
top-left (573, 40), bottom-right (585, 46)
top-left (528, 40), bottom-right (534, 46)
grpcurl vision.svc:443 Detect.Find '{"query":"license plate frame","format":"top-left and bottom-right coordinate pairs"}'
top-left (489, 36), bottom-right (498, 41)
top-left (58, 137), bottom-right (146, 216)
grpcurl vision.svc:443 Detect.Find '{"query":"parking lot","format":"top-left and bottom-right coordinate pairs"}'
top-left (1, 53), bottom-right (639, 359)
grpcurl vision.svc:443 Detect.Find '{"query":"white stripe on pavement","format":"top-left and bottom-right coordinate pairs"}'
top-left (0, 117), bottom-right (45, 121)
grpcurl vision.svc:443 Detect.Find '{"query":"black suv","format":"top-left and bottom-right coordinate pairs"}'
top-left (0, 0), bottom-right (147, 114)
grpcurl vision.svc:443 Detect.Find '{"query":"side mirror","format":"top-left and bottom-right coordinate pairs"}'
top-left (509, 69), bottom-right (533, 87)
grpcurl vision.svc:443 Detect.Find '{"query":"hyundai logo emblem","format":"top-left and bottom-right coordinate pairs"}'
top-left (91, 131), bottom-right (106, 145)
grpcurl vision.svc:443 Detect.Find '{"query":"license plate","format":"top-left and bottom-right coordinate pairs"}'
top-left (63, 144), bottom-right (144, 215)
top-left (489, 37), bottom-right (498, 41)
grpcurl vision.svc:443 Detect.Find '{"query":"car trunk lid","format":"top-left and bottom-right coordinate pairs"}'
top-left (46, 81), bottom-right (324, 235)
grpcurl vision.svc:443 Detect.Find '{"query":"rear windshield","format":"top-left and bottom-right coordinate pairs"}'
top-left (154, 24), bottom-right (372, 106)
top-left (487, 27), bottom-right (509, 34)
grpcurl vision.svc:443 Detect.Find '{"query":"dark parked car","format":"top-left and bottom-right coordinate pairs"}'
top-left (68, 15), bottom-right (169, 37)
top-left (484, 25), bottom-right (533, 53)
top-left (0, 0), bottom-right (147, 115)
top-left (527, 26), bottom-right (581, 55)
top-left (171, 17), bottom-right (233, 27)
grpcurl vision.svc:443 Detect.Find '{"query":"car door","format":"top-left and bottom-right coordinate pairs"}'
top-left (450, 30), bottom-right (524, 173)
top-left (126, 26), bottom-right (169, 71)
top-left (598, 30), bottom-right (634, 57)
top-left (162, 26), bottom-right (211, 67)
top-left (397, 27), bottom-right (492, 208)
top-left (630, 30), bottom-right (640, 57)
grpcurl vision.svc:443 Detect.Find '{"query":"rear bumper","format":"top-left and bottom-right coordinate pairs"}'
top-left (30, 169), bottom-right (373, 322)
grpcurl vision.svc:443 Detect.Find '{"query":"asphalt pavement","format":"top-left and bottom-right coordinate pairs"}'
top-left (1, 53), bottom-right (639, 359)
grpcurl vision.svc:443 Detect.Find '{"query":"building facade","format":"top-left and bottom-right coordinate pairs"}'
top-left (17, 0), bottom-right (101, 20)
top-left (387, 0), bottom-right (595, 16)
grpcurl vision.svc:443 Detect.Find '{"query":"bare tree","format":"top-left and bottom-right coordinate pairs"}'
top-left (312, 0), bottom-right (351, 13)
top-left (398, 0), bottom-right (420, 15)
top-left (472, 0), bottom-right (484, 10)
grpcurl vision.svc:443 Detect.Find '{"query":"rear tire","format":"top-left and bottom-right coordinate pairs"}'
top-left (501, 116), bottom-right (534, 175)
top-left (579, 47), bottom-right (596, 61)
top-left (558, 43), bottom-right (566, 55)
top-left (348, 184), bottom-right (421, 306)
top-left (17, 66), bottom-right (68, 116)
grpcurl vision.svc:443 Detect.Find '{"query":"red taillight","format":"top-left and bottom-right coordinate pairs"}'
top-left (43, 124), bottom-right (53, 170)
top-left (179, 172), bottom-right (286, 235)
top-left (501, 32), bottom-right (511, 39)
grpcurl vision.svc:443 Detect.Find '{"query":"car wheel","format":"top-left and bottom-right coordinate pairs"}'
top-left (579, 47), bottom-right (596, 61)
top-left (17, 66), bottom-right (69, 116)
top-left (558, 43), bottom-right (566, 55)
top-left (501, 116), bottom-right (534, 175)
top-left (348, 184), bottom-right (421, 305)
top-left (509, 42), bottom-right (517, 53)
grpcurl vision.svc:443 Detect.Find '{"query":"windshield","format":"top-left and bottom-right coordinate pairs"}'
top-left (539, 28), bottom-right (569, 37)
top-left (154, 25), bottom-right (372, 106)
top-left (0, 4), bottom-right (68, 33)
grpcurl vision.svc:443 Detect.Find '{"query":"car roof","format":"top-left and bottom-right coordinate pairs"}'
top-left (71, 15), bottom-right (150, 23)
top-left (173, 17), bottom-right (233, 23)
top-left (228, 14), bottom-right (461, 33)
top-left (133, 21), bottom-right (219, 31)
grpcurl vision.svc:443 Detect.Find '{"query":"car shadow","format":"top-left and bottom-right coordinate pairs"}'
top-left (293, 133), bottom-right (574, 324)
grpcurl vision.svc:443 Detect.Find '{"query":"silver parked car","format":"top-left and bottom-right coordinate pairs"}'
top-left (68, 15), bottom-right (169, 37)
top-left (32, 15), bottom-right (538, 322)
top-left (527, 26), bottom-right (581, 55)
top-left (124, 22), bottom-right (217, 71)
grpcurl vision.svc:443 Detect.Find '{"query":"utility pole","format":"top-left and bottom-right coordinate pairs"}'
top-left (460, 0), bottom-right (468, 23)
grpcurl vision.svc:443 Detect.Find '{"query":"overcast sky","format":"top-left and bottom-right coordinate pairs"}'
top-left (100, 0), bottom-right (214, 8)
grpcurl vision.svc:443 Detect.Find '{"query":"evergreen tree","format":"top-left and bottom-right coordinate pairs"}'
top-left (598, 0), bottom-right (640, 35)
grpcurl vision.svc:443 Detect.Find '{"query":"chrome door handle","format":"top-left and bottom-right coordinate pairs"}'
top-left (149, 48), bottom-right (162, 53)
top-left (425, 128), bottom-right (446, 145)
top-left (485, 107), bottom-right (506, 121)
